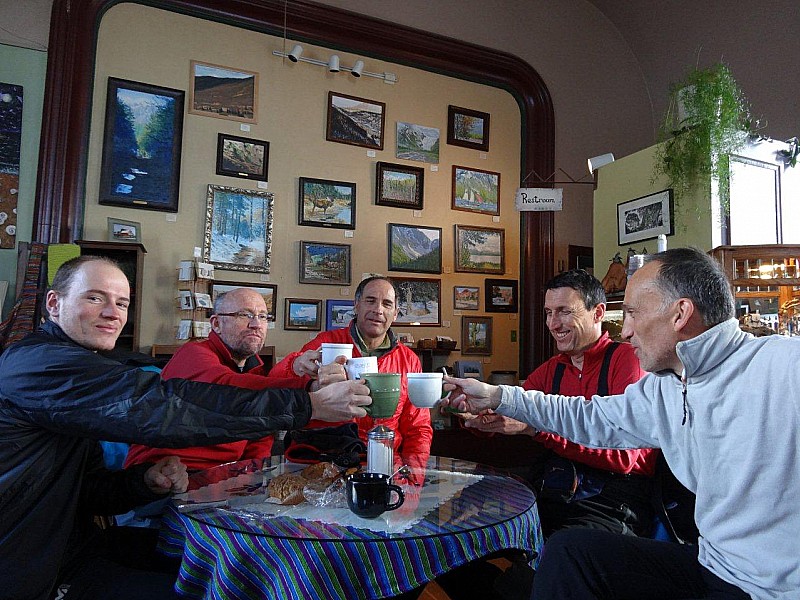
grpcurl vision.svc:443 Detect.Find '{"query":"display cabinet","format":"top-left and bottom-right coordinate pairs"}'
top-left (710, 245), bottom-right (800, 336)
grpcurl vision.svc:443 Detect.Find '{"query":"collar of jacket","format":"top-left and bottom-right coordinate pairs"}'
top-left (206, 329), bottom-right (263, 372)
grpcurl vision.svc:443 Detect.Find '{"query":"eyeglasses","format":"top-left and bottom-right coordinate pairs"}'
top-left (216, 311), bottom-right (273, 323)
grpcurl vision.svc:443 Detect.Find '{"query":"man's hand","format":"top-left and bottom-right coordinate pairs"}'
top-left (293, 349), bottom-right (322, 378)
top-left (441, 375), bottom-right (502, 414)
top-left (310, 379), bottom-right (371, 422)
top-left (309, 356), bottom-right (348, 391)
top-left (463, 412), bottom-right (536, 436)
top-left (144, 456), bottom-right (188, 495)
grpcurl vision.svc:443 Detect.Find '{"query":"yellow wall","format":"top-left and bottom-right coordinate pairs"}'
top-left (593, 142), bottom-right (713, 276)
top-left (85, 4), bottom-right (522, 371)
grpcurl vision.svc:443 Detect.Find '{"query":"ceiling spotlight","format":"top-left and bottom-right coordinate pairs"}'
top-left (587, 153), bottom-right (615, 174)
top-left (351, 60), bottom-right (365, 78)
top-left (328, 54), bottom-right (340, 73)
top-left (288, 44), bottom-right (303, 62)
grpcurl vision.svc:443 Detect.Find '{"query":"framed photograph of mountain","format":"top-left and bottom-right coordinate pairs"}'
top-left (393, 277), bottom-right (442, 327)
top-left (215, 133), bottom-right (269, 181)
top-left (326, 91), bottom-right (385, 150)
top-left (98, 77), bottom-right (184, 212)
top-left (447, 105), bottom-right (490, 151)
top-left (375, 162), bottom-right (424, 210)
top-left (189, 61), bottom-right (257, 123)
top-left (452, 165), bottom-right (500, 215)
top-left (388, 223), bottom-right (442, 274)
top-left (396, 122), bottom-right (440, 164)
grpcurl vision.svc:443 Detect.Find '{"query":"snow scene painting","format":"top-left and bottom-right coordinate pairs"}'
top-left (396, 122), bottom-right (440, 164)
top-left (393, 277), bottom-right (441, 326)
top-left (204, 185), bottom-right (273, 273)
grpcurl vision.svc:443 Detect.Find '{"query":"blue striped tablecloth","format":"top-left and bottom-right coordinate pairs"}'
top-left (160, 458), bottom-right (542, 599)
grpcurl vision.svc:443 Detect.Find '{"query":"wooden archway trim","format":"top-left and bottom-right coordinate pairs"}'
top-left (35, 0), bottom-right (554, 371)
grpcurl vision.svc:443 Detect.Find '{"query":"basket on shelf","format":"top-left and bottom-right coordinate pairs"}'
top-left (416, 338), bottom-right (436, 349)
top-left (437, 340), bottom-right (457, 350)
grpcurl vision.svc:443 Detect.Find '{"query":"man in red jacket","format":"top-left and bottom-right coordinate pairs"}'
top-left (270, 276), bottom-right (432, 474)
top-left (125, 287), bottom-right (311, 470)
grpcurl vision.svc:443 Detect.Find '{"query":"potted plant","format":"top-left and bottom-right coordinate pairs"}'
top-left (653, 63), bottom-right (755, 215)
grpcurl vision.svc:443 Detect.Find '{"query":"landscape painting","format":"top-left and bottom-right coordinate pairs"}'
top-left (393, 277), bottom-right (442, 326)
top-left (99, 78), bottom-right (184, 212)
top-left (388, 223), bottom-right (442, 274)
top-left (299, 241), bottom-right (351, 285)
top-left (326, 299), bottom-right (355, 330)
top-left (326, 91), bottom-right (385, 150)
top-left (447, 105), bottom-right (490, 152)
top-left (455, 225), bottom-right (505, 274)
top-left (298, 177), bottom-right (356, 229)
top-left (396, 122), bottom-right (440, 164)
top-left (461, 316), bottom-right (492, 355)
top-left (216, 133), bottom-right (268, 181)
top-left (284, 298), bottom-right (322, 331)
top-left (211, 281), bottom-right (277, 322)
top-left (454, 286), bottom-right (480, 310)
top-left (189, 61), bottom-right (257, 123)
top-left (452, 165), bottom-right (500, 215)
top-left (375, 162), bottom-right (424, 210)
top-left (204, 185), bottom-right (274, 273)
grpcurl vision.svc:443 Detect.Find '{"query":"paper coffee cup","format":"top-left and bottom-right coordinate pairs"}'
top-left (320, 343), bottom-right (354, 365)
top-left (345, 356), bottom-right (379, 380)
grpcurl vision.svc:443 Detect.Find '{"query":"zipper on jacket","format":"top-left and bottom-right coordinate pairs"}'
top-left (681, 377), bottom-right (688, 426)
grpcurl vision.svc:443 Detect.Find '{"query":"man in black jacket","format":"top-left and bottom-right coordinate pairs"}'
top-left (0, 255), bottom-right (370, 600)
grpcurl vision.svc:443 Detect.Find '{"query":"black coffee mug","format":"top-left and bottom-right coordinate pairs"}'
top-left (346, 472), bottom-right (405, 519)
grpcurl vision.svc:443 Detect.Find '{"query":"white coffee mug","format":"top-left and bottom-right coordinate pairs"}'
top-left (345, 356), bottom-right (379, 380)
top-left (406, 373), bottom-right (450, 408)
top-left (320, 343), bottom-right (354, 365)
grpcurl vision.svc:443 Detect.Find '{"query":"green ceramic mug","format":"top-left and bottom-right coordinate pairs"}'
top-left (361, 372), bottom-right (401, 418)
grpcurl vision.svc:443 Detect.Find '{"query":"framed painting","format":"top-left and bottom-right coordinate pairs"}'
top-left (203, 184), bottom-right (274, 273)
top-left (326, 91), bottom-right (385, 150)
top-left (326, 299), bottom-right (355, 330)
top-left (210, 281), bottom-right (277, 322)
top-left (453, 285), bottom-right (479, 310)
top-left (375, 162), bottom-right (424, 210)
top-left (461, 316), bottom-right (493, 355)
top-left (485, 278), bottom-right (518, 313)
top-left (452, 165), bottom-right (500, 215)
top-left (388, 223), bottom-right (442, 274)
top-left (107, 217), bottom-right (141, 243)
top-left (284, 298), bottom-right (322, 331)
top-left (454, 225), bottom-right (505, 274)
top-left (298, 177), bottom-right (356, 229)
top-left (617, 189), bottom-right (674, 245)
top-left (216, 133), bottom-right (269, 181)
top-left (99, 77), bottom-right (184, 212)
top-left (447, 105), bottom-right (490, 152)
top-left (393, 277), bottom-right (441, 326)
top-left (0, 82), bottom-right (22, 248)
top-left (189, 60), bottom-right (257, 123)
top-left (396, 122), bottom-right (440, 164)
top-left (299, 241), bottom-right (351, 285)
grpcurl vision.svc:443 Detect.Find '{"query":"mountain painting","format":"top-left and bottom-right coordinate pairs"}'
top-left (388, 224), bottom-right (442, 274)
top-left (326, 92), bottom-right (385, 150)
top-left (190, 61), bottom-right (257, 123)
top-left (453, 166), bottom-right (500, 215)
top-left (396, 122), bottom-right (440, 164)
top-left (99, 78), bottom-right (184, 211)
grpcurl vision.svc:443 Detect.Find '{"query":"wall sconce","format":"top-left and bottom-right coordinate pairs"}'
top-left (587, 153), bottom-right (615, 173)
top-left (272, 47), bottom-right (397, 84)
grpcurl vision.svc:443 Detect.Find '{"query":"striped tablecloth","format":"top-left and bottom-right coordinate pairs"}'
top-left (161, 458), bottom-right (542, 599)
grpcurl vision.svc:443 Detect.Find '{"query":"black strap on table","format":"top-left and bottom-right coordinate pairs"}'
top-left (550, 342), bottom-right (620, 396)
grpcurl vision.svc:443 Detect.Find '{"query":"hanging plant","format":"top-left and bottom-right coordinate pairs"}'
top-left (653, 63), bottom-right (755, 215)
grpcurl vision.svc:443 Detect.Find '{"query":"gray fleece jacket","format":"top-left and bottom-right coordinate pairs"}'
top-left (499, 319), bottom-right (800, 599)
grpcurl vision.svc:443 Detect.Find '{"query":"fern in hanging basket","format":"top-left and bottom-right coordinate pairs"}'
top-left (654, 63), bottom-right (754, 215)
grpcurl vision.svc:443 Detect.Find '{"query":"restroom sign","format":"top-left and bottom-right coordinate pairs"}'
top-left (514, 188), bottom-right (562, 211)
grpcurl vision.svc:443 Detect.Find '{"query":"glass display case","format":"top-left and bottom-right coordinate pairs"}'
top-left (710, 245), bottom-right (800, 336)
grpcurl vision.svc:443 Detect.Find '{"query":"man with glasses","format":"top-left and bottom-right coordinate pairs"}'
top-left (126, 287), bottom-right (324, 470)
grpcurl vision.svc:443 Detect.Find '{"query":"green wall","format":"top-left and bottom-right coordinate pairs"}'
top-left (0, 43), bottom-right (47, 318)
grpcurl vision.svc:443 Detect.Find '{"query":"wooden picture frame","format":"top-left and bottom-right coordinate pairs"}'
top-left (461, 315), bottom-right (493, 355)
top-left (204, 184), bottom-right (273, 273)
top-left (452, 165), bottom-right (500, 215)
top-left (454, 225), bottom-right (505, 274)
top-left (485, 278), bottom-right (518, 313)
top-left (375, 162), bottom-right (424, 210)
top-left (284, 298), bottom-right (322, 331)
top-left (210, 281), bottom-right (277, 322)
top-left (298, 177), bottom-right (356, 229)
top-left (617, 189), bottom-right (674, 245)
top-left (326, 299), bottom-right (355, 330)
top-left (453, 285), bottom-right (479, 310)
top-left (215, 133), bottom-right (269, 181)
top-left (393, 277), bottom-right (442, 326)
top-left (107, 217), bottom-right (141, 243)
top-left (388, 223), bottom-right (442, 274)
top-left (326, 91), bottom-right (385, 150)
top-left (396, 122), bottom-right (440, 164)
top-left (299, 241), bottom-right (351, 285)
top-left (447, 105), bottom-right (490, 152)
top-left (99, 77), bottom-right (184, 212)
top-left (189, 60), bottom-right (257, 123)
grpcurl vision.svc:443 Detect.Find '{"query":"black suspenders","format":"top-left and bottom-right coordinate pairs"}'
top-left (550, 342), bottom-right (620, 396)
